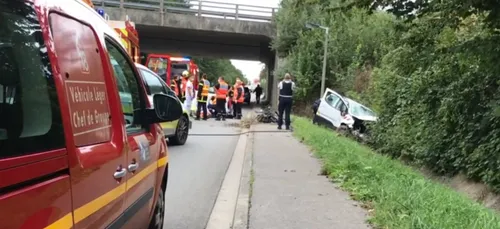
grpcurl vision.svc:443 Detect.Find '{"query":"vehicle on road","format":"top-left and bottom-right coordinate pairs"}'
top-left (145, 53), bottom-right (172, 83)
top-left (0, 1), bottom-right (184, 228)
top-left (106, 14), bottom-right (141, 64)
top-left (313, 88), bottom-right (377, 139)
top-left (171, 56), bottom-right (200, 87)
top-left (136, 63), bottom-right (192, 145)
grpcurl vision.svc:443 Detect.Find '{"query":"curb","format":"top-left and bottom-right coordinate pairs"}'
top-left (232, 125), bottom-right (254, 229)
top-left (206, 127), bottom-right (250, 229)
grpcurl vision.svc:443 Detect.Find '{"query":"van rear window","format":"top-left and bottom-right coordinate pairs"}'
top-left (0, 1), bottom-right (64, 159)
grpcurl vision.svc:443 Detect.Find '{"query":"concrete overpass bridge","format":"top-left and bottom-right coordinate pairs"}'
top-left (92, 0), bottom-right (281, 107)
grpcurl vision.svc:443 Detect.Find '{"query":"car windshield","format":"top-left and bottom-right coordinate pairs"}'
top-left (171, 63), bottom-right (188, 76)
top-left (147, 57), bottom-right (168, 76)
top-left (347, 99), bottom-right (376, 117)
top-left (0, 0), bottom-right (65, 158)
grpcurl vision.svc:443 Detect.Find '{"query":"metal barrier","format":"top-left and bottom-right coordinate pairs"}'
top-left (91, 0), bottom-right (278, 22)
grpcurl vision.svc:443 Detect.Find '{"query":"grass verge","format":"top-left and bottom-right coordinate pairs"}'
top-left (292, 116), bottom-right (500, 229)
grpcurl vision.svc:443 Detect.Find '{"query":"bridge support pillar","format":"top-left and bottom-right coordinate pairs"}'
top-left (271, 52), bottom-right (280, 110)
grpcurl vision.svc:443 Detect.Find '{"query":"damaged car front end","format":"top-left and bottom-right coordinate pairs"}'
top-left (342, 99), bottom-right (377, 142)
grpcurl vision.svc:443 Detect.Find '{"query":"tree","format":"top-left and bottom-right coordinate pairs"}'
top-left (193, 57), bottom-right (243, 85)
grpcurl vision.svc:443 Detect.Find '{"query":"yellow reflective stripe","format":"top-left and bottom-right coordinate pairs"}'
top-left (43, 213), bottom-right (73, 229)
top-left (44, 156), bottom-right (168, 229)
top-left (73, 183), bottom-right (126, 223)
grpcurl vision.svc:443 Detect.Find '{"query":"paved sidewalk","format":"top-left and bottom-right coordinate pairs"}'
top-left (249, 124), bottom-right (370, 229)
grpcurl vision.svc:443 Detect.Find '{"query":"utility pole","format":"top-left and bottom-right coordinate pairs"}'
top-left (321, 27), bottom-right (329, 97)
top-left (306, 23), bottom-right (329, 97)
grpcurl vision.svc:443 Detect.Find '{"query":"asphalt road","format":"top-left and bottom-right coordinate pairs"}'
top-left (163, 118), bottom-right (241, 229)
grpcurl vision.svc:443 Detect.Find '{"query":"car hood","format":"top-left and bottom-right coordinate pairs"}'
top-left (351, 114), bottom-right (377, 122)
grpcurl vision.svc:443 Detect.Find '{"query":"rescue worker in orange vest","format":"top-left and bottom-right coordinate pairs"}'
top-left (233, 79), bottom-right (245, 119)
top-left (196, 73), bottom-right (210, 121)
top-left (214, 76), bottom-right (229, 121)
top-left (180, 70), bottom-right (190, 103)
top-left (170, 74), bottom-right (182, 97)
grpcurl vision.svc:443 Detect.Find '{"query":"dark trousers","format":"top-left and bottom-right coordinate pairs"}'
top-left (256, 93), bottom-right (261, 104)
top-left (234, 102), bottom-right (243, 119)
top-left (208, 104), bottom-right (217, 117)
top-left (196, 101), bottom-right (207, 120)
top-left (278, 96), bottom-right (292, 127)
top-left (215, 98), bottom-right (226, 120)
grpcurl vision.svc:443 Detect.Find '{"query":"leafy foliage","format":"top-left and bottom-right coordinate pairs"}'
top-left (275, 0), bottom-right (500, 192)
top-left (192, 57), bottom-right (243, 84)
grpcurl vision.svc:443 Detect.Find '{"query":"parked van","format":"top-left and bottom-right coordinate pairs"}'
top-left (0, 0), bottom-right (182, 228)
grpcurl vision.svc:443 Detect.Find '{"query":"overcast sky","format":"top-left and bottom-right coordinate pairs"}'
top-left (202, 0), bottom-right (280, 81)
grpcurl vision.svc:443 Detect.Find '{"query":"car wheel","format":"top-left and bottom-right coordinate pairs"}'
top-left (337, 124), bottom-right (349, 136)
top-left (169, 115), bottom-right (189, 145)
top-left (149, 186), bottom-right (165, 229)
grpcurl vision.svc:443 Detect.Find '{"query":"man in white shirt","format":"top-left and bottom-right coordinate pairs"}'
top-left (184, 75), bottom-right (195, 115)
top-left (277, 73), bottom-right (296, 130)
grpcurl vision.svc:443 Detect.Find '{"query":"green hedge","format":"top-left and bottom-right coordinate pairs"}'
top-left (369, 16), bottom-right (500, 192)
top-left (274, 0), bottom-right (500, 192)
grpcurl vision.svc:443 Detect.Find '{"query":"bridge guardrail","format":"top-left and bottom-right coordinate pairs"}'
top-left (91, 0), bottom-right (278, 22)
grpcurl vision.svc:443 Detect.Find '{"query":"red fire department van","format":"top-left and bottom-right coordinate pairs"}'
top-left (0, 0), bottom-right (182, 228)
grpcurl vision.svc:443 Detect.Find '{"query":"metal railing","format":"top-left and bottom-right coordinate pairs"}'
top-left (92, 0), bottom-right (278, 22)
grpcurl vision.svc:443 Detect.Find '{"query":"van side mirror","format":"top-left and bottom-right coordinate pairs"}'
top-left (137, 94), bottom-right (183, 124)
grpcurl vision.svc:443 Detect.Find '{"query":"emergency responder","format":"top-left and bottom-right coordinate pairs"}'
top-left (233, 79), bottom-right (245, 119)
top-left (277, 73), bottom-right (296, 130)
top-left (227, 85), bottom-right (234, 118)
top-left (184, 74), bottom-right (195, 116)
top-left (208, 96), bottom-right (217, 117)
top-left (254, 84), bottom-right (263, 104)
top-left (171, 74), bottom-right (182, 97)
top-left (179, 70), bottom-right (190, 103)
top-left (196, 73), bottom-right (210, 120)
top-left (214, 76), bottom-right (229, 121)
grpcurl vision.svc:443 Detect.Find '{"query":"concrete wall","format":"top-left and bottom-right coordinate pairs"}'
top-left (103, 7), bottom-right (274, 37)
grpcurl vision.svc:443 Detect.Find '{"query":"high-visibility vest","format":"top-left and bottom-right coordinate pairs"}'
top-left (198, 79), bottom-right (210, 102)
top-left (216, 81), bottom-right (229, 99)
top-left (171, 80), bottom-right (179, 96)
top-left (234, 85), bottom-right (245, 103)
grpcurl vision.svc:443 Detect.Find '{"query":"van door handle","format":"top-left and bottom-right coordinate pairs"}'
top-left (128, 163), bottom-right (139, 172)
top-left (113, 168), bottom-right (127, 179)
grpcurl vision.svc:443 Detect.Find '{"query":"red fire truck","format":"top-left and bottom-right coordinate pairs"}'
top-left (145, 55), bottom-right (199, 89)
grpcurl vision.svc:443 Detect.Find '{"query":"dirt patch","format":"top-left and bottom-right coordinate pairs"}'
top-left (419, 168), bottom-right (500, 211)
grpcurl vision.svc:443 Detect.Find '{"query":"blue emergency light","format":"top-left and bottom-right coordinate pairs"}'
top-left (96, 8), bottom-right (105, 17)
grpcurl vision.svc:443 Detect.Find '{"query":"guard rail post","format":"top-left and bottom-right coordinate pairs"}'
top-left (198, 0), bottom-right (202, 17)
top-left (160, 0), bottom-right (164, 26)
top-left (235, 4), bottom-right (239, 20)
top-left (119, 0), bottom-right (125, 20)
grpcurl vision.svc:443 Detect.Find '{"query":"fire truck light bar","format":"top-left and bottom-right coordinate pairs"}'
top-left (171, 57), bottom-right (191, 62)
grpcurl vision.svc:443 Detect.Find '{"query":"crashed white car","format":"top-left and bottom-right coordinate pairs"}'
top-left (313, 88), bottom-right (377, 136)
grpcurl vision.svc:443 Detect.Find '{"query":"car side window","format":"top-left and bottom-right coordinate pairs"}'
top-left (140, 69), bottom-right (166, 95)
top-left (325, 94), bottom-right (340, 107)
top-left (334, 99), bottom-right (348, 113)
top-left (105, 39), bottom-right (143, 132)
